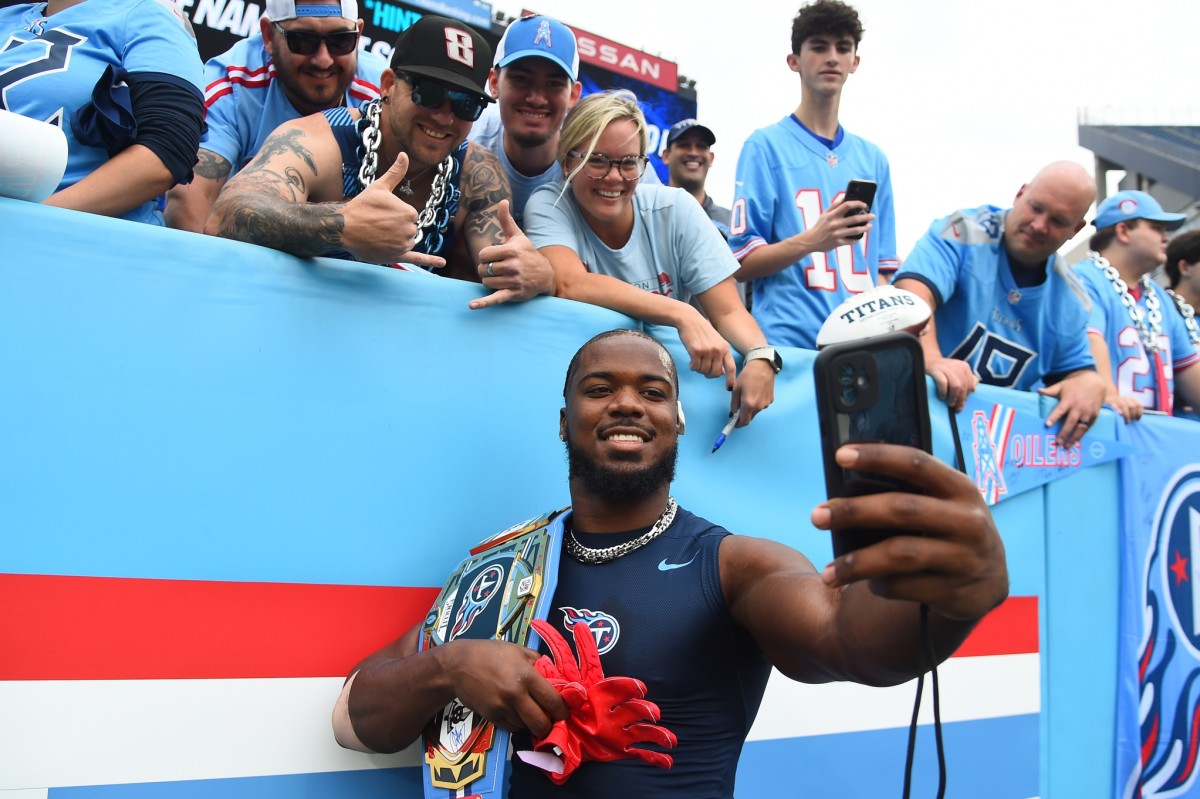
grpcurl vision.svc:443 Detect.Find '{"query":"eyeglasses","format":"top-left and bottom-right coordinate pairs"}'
top-left (272, 22), bottom-right (359, 57)
top-left (401, 73), bottom-right (488, 122)
top-left (568, 151), bottom-right (649, 180)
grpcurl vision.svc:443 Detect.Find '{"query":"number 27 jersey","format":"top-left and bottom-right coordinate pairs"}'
top-left (729, 115), bottom-right (898, 349)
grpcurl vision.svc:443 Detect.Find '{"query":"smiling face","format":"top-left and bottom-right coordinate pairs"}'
top-left (490, 57), bottom-right (580, 149)
top-left (787, 33), bottom-right (859, 99)
top-left (565, 118), bottom-right (642, 234)
top-left (560, 333), bottom-right (679, 504)
top-left (1004, 170), bottom-right (1093, 268)
top-left (380, 69), bottom-right (475, 171)
top-left (663, 130), bottom-right (714, 194)
top-left (262, 10), bottom-right (361, 117)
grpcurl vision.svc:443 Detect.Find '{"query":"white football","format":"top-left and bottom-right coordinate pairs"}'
top-left (815, 284), bottom-right (931, 347)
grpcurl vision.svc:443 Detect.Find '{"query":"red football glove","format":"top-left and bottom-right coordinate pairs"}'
top-left (525, 619), bottom-right (676, 784)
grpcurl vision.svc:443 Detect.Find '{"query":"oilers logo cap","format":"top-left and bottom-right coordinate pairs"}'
top-left (494, 15), bottom-right (578, 81)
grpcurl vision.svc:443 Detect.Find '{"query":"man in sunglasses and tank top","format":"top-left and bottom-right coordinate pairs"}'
top-left (165, 0), bottom-right (385, 232)
top-left (207, 13), bottom-right (556, 308)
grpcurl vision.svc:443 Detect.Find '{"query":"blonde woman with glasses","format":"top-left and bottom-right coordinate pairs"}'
top-left (524, 90), bottom-right (778, 429)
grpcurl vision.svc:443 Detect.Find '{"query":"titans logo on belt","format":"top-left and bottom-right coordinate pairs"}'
top-left (451, 563), bottom-right (505, 639)
top-left (559, 606), bottom-right (620, 655)
top-left (1128, 467), bottom-right (1200, 799)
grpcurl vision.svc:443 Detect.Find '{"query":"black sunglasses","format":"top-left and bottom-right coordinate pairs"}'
top-left (272, 22), bottom-right (359, 57)
top-left (401, 73), bottom-right (487, 122)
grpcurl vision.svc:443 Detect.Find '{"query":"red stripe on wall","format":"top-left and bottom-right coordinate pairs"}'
top-left (953, 596), bottom-right (1039, 657)
top-left (0, 575), bottom-right (1035, 680)
top-left (0, 573), bottom-right (437, 681)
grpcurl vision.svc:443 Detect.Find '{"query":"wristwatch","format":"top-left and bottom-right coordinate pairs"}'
top-left (744, 346), bottom-right (783, 374)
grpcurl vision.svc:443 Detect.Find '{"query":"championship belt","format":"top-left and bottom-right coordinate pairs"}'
top-left (419, 507), bottom-right (569, 799)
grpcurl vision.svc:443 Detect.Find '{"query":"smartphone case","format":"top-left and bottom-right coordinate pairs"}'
top-left (812, 332), bottom-right (932, 557)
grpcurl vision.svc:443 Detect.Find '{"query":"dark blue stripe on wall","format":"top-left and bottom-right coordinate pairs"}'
top-left (736, 714), bottom-right (1039, 798)
top-left (50, 768), bottom-right (420, 798)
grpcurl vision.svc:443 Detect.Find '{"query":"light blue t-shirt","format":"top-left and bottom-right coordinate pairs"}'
top-left (201, 31), bottom-right (385, 174)
top-left (469, 104), bottom-right (661, 229)
top-left (1074, 256), bottom-right (1199, 412)
top-left (894, 205), bottom-right (1094, 390)
top-left (524, 182), bottom-right (736, 304)
top-left (729, 115), bottom-right (898, 349)
top-left (0, 0), bottom-right (204, 224)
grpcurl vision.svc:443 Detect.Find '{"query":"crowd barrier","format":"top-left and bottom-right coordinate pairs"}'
top-left (1, 198), bottom-right (1189, 798)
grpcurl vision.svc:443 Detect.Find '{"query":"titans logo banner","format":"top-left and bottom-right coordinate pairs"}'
top-left (1118, 419), bottom-right (1200, 798)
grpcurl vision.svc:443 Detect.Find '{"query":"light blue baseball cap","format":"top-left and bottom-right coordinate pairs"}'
top-left (1093, 190), bottom-right (1186, 231)
top-left (494, 15), bottom-right (578, 81)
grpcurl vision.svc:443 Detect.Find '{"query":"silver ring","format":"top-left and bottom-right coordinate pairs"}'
top-left (485, 262), bottom-right (495, 277)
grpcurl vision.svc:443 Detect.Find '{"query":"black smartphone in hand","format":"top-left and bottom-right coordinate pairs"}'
top-left (813, 332), bottom-right (932, 557)
top-left (842, 179), bottom-right (877, 241)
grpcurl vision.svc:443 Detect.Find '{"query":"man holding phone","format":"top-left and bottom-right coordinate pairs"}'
top-left (729, 0), bottom-right (899, 349)
top-left (333, 329), bottom-right (1009, 796)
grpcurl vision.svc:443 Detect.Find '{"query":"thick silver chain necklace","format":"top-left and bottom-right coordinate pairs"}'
top-left (1090, 251), bottom-right (1164, 355)
top-left (1166, 288), bottom-right (1200, 349)
top-left (356, 98), bottom-right (453, 247)
top-left (565, 497), bottom-right (678, 564)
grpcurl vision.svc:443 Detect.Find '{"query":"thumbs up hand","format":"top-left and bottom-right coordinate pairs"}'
top-left (469, 199), bottom-right (556, 309)
top-left (341, 153), bottom-right (446, 269)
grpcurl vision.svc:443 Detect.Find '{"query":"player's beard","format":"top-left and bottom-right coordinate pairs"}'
top-left (564, 433), bottom-right (677, 504)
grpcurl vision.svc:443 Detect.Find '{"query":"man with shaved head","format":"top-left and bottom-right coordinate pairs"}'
top-left (894, 161), bottom-right (1104, 447)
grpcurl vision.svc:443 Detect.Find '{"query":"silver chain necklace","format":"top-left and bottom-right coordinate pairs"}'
top-left (565, 497), bottom-right (678, 564)
top-left (1166, 288), bottom-right (1200, 350)
top-left (1090, 251), bottom-right (1164, 355)
top-left (356, 98), bottom-right (454, 247)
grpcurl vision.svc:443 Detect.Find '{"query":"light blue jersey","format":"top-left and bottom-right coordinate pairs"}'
top-left (729, 116), bottom-right (898, 349)
top-left (895, 205), bottom-right (1094, 390)
top-left (201, 32), bottom-right (384, 174)
top-left (524, 182), bottom-right (736, 304)
top-left (1074, 256), bottom-right (1199, 413)
top-left (0, 0), bottom-right (203, 224)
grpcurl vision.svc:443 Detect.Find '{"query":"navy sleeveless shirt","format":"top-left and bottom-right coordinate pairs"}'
top-left (509, 507), bottom-right (772, 798)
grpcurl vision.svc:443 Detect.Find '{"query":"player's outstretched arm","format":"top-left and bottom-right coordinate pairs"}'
top-left (335, 623), bottom-right (568, 754)
top-left (893, 277), bottom-right (979, 412)
top-left (724, 444), bottom-right (1008, 687)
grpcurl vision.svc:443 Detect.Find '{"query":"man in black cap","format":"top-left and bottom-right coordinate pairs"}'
top-left (208, 14), bottom-right (555, 308)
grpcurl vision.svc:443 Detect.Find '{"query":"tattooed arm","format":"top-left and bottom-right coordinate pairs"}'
top-left (461, 143), bottom-right (556, 308)
top-left (205, 114), bottom-right (435, 265)
top-left (164, 148), bottom-right (232, 233)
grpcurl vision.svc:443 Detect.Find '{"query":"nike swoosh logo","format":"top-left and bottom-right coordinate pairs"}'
top-left (658, 554), bottom-right (698, 572)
